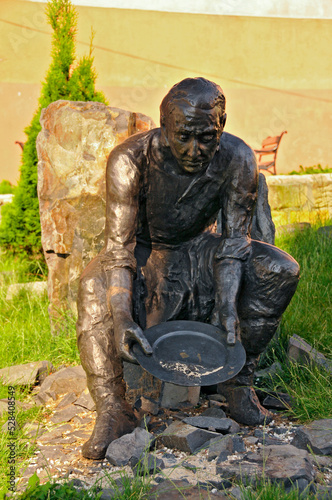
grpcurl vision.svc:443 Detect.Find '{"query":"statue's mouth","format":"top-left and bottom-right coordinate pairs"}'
top-left (182, 160), bottom-right (205, 170)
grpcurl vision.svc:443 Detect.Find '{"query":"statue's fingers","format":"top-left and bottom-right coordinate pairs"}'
top-left (133, 329), bottom-right (153, 356)
top-left (119, 340), bottom-right (137, 363)
top-left (226, 330), bottom-right (236, 345)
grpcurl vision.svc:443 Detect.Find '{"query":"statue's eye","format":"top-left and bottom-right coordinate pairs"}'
top-left (201, 134), bottom-right (215, 143)
top-left (178, 133), bottom-right (189, 142)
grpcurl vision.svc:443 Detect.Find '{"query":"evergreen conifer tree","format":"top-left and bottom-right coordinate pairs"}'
top-left (0, 0), bottom-right (107, 255)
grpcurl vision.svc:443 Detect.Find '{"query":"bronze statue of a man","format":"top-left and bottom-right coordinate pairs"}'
top-left (77, 78), bottom-right (299, 459)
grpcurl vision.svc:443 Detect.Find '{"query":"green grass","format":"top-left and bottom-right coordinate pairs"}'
top-left (275, 222), bottom-right (332, 356)
top-left (239, 480), bottom-right (316, 499)
top-left (273, 362), bottom-right (332, 422)
top-left (257, 219), bottom-right (332, 422)
top-left (14, 474), bottom-right (102, 499)
top-left (1, 216), bottom-right (332, 496)
top-left (0, 249), bottom-right (47, 283)
top-left (0, 252), bottom-right (79, 370)
top-left (0, 386), bottom-right (46, 496)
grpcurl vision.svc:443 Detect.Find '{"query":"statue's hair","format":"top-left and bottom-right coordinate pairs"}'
top-left (160, 77), bottom-right (226, 126)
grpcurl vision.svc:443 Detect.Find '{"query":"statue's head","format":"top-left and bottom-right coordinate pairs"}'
top-left (160, 77), bottom-right (227, 174)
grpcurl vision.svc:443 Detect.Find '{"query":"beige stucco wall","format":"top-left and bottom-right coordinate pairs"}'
top-left (1, 0), bottom-right (332, 183)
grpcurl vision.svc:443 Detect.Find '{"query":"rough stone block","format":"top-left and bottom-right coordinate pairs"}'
top-left (208, 434), bottom-right (245, 461)
top-left (217, 444), bottom-right (316, 486)
top-left (288, 334), bottom-right (332, 373)
top-left (123, 362), bottom-right (162, 405)
top-left (39, 365), bottom-right (87, 398)
top-left (37, 100), bottom-right (154, 319)
top-left (0, 360), bottom-right (53, 386)
top-left (74, 388), bottom-right (96, 411)
top-left (130, 453), bottom-right (165, 476)
top-left (37, 423), bottom-right (72, 443)
top-left (135, 396), bottom-right (159, 416)
top-left (161, 420), bottom-right (219, 454)
top-left (55, 392), bottom-right (77, 410)
top-left (50, 404), bottom-right (85, 424)
top-left (201, 407), bottom-right (226, 418)
top-left (262, 392), bottom-right (292, 410)
top-left (182, 416), bottom-right (235, 433)
top-left (291, 419), bottom-right (332, 455)
top-left (160, 383), bottom-right (200, 409)
top-left (106, 427), bottom-right (153, 466)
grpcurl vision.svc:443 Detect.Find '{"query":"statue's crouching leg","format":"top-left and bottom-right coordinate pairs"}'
top-left (76, 259), bottom-right (136, 459)
top-left (218, 241), bottom-right (300, 426)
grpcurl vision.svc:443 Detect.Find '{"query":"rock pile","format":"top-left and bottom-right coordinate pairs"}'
top-left (2, 356), bottom-right (332, 499)
top-left (1, 332), bottom-right (332, 498)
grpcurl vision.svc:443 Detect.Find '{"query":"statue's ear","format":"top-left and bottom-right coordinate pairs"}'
top-left (160, 121), bottom-right (169, 147)
top-left (221, 113), bottom-right (227, 130)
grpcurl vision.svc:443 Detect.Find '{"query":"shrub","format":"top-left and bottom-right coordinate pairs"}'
top-left (0, 180), bottom-right (15, 194)
top-left (0, 0), bottom-right (107, 257)
top-left (288, 164), bottom-right (332, 175)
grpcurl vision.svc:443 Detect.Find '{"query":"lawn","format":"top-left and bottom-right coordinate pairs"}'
top-left (0, 216), bottom-right (331, 498)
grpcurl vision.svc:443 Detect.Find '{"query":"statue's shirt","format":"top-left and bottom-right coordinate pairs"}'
top-left (102, 129), bottom-right (258, 274)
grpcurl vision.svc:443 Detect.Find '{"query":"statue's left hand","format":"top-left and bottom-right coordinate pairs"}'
top-left (115, 317), bottom-right (153, 363)
top-left (223, 316), bottom-right (240, 345)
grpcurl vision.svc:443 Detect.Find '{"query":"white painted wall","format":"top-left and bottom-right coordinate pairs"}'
top-left (24, 0), bottom-right (332, 19)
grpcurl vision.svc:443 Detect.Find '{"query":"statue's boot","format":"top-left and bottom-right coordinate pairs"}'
top-left (218, 354), bottom-right (273, 426)
top-left (82, 393), bottom-right (137, 460)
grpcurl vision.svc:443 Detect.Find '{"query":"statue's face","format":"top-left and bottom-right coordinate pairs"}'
top-left (163, 104), bottom-right (225, 174)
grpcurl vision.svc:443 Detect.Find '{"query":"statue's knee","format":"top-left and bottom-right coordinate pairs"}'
top-left (279, 256), bottom-right (300, 286)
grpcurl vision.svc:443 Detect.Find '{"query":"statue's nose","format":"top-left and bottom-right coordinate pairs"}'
top-left (187, 138), bottom-right (199, 158)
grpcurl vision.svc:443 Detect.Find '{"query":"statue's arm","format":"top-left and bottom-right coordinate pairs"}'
top-left (102, 146), bottom-right (152, 362)
top-left (213, 144), bottom-right (258, 344)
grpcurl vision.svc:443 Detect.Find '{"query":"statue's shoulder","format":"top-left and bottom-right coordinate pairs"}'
top-left (113, 128), bottom-right (159, 156)
top-left (219, 132), bottom-right (256, 164)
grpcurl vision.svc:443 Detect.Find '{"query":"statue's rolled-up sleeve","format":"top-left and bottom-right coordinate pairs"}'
top-left (101, 146), bottom-right (141, 275)
top-left (217, 145), bottom-right (258, 261)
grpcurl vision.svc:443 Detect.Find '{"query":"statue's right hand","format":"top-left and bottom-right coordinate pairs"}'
top-left (114, 318), bottom-right (153, 363)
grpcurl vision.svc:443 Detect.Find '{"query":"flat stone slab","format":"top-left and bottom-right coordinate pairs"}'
top-left (160, 383), bottom-right (200, 409)
top-left (292, 419), bottom-right (332, 455)
top-left (217, 444), bottom-right (315, 487)
top-left (147, 479), bottom-right (229, 499)
top-left (182, 416), bottom-right (239, 434)
top-left (39, 366), bottom-right (87, 398)
top-left (161, 420), bottom-right (220, 454)
top-left (50, 404), bottom-right (86, 424)
top-left (106, 428), bottom-right (153, 466)
top-left (6, 281), bottom-right (48, 300)
top-left (35, 445), bottom-right (67, 466)
top-left (201, 407), bottom-right (227, 419)
top-left (130, 453), bottom-right (165, 476)
top-left (262, 392), bottom-right (292, 410)
top-left (288, 334), bottom-right (332, 373)
top-left (74, 388), bottom-right (96, 411)
top-left (37, 424), bottom-right (72, 443)
top-left (55, 392), bottom-right (77, 410)
top-left (0, 361), bottom-right (53, 386)
top-left (0, 398), bottom-right (23, 416)
top-left (208, 434), bottom-right (245, 461)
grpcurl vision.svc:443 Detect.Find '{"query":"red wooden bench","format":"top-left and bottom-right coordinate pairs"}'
top-left (255, 131), bottom-right (287, 175)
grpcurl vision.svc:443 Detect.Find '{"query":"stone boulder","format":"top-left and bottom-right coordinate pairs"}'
top-left (288, 334), bottom-right (332, 373)
top-left (217, 444), bottom-right (316, 491)
top-left (37, 100), bottom-right (154, 319)
top-left (36, 365), bottom-right (87, 404)
top-left (291, 419), bottom-right (332, 455)
top-left (0, 361), bottom-right (53, 386)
